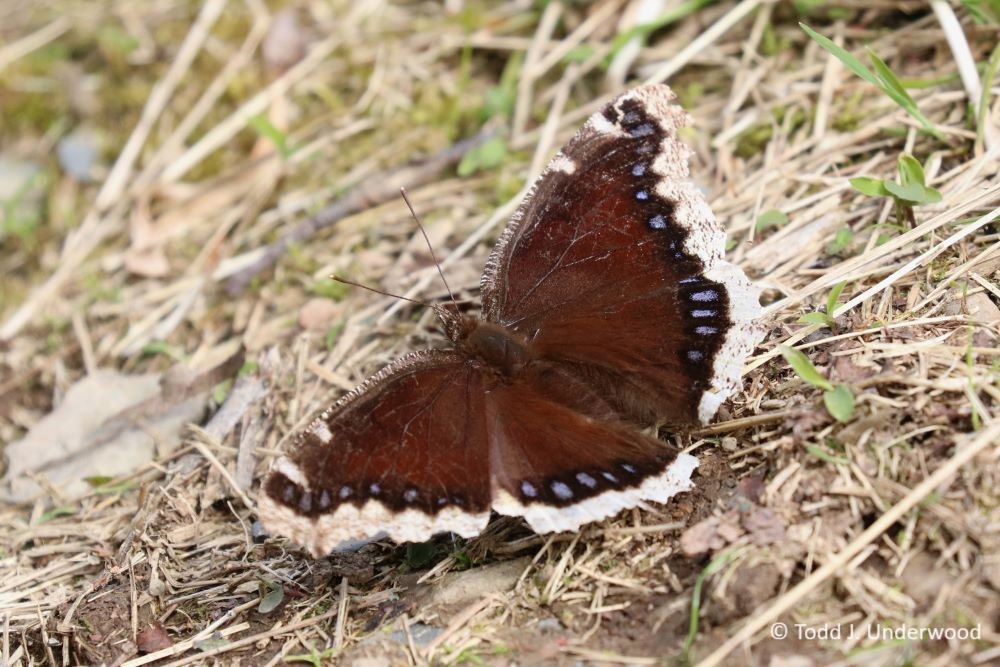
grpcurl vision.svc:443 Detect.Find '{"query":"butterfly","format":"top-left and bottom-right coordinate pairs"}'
top-left (259, 84), bottom-right (764, 556)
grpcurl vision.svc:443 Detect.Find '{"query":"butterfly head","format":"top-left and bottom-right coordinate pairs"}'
top-left (437, 306), bottom-right (475, 343)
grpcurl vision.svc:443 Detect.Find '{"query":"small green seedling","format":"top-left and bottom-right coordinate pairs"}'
top-left (481, 52), bottom-right (522, 121)
top-left (457, 135), bottom-right (508, 176)
top-left (850, 154), bottom-right (942, 226)
top-left (247, 113), bottom-right (295, 158)
top-left (778, 344), bottom-right (855, 423)
top-left (826, 226), bottom-right (854, 256)
top-left (287, 646), bottom-right (338, 666)
top-left (258, 579), bottom-right (284, 613)
top-left (798, 281), bottom-right (847, 329)
top-left (755, 209), bottom-right (789, 232)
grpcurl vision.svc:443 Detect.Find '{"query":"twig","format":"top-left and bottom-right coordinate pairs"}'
top-left (224, 130), bottom-right (494, 295)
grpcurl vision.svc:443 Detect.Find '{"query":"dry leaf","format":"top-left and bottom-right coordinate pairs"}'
top-left (136, 621), bottom-right (172, 653)
top-left (681, 514), bottom-right (732, 556)
top-left (1, 370), bottom-right (205, 502)
top-left (743, 506), bottom-right (786, 546)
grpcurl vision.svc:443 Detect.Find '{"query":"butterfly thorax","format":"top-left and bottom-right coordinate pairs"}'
top-left (455, 317), bottom-right (534, 378)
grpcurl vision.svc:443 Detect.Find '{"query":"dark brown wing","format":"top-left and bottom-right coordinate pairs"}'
top-left (481, 85), bottom-right (762, 427)
top-left (259, 350), bottom-right (490, 556)
top-left (485, 363), bottom-right (698, 533)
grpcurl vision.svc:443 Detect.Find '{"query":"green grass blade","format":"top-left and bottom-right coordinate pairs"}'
top-left (682, 548), bottom-right (743, 660)
top-left (826, 281), bottom-right (847, 315)
top-left (800, 24), bottom-right (943, 140)
top-left (978, 43), bottom-right (1000, 150)
top-left (867, 50), bottom-right (919, 105)
top-left (800, 23), bottom-right (880, 87)
top-left (867, 51), bottom-right (945, 138)
top-left (806, 444), bottom-right (850, 465)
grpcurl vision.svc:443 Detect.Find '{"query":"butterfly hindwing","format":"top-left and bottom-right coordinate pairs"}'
top-left (259, 351), bottom-right (491, 556)
top-left (485, 363), bottom-right (698, 533)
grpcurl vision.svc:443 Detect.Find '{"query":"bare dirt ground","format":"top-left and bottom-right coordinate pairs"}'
top-left (2, 1), bottom-right (999, 665)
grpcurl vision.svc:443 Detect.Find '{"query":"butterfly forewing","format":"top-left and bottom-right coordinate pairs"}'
top-left (259, 350), bottom-right (491, 556)
top-left (482, 86), bottom-right (762, 426)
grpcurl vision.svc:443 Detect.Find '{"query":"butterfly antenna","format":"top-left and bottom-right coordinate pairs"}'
top-left (331, 274), bottom-right (445, 316)
top-left (399, 187), bottom-right (461, 314)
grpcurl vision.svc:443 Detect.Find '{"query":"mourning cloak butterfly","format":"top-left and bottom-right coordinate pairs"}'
top-left (259, 84), bottom-right (764, 556)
